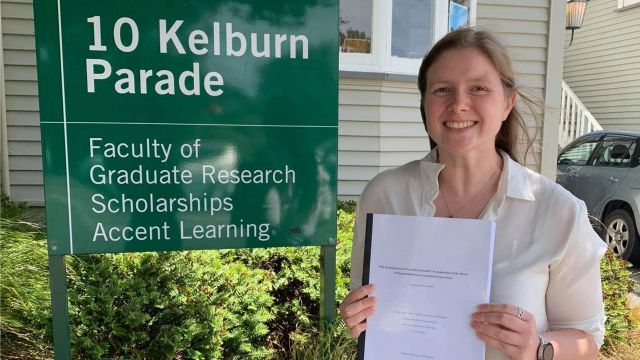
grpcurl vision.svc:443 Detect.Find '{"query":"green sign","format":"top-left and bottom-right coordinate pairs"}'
top-left (35, 0), bottom-right (338, 255)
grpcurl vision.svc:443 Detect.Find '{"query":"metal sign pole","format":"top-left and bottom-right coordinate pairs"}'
top-left (319, 244), bottom-right (337, 327)
top-left (48, 255), bottom-right (71, 360)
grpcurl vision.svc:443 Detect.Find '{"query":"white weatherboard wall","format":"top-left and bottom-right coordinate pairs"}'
top-left (1, 0), bottom-right (43, 205)
top-left (563, 0), bottom-right (640, 131)
top-left (477, 0), bottom-right (564, 179)
top-left (2, 0), bottom-right (562, 204)
top-left (338, 77), bottom-right (427, 201)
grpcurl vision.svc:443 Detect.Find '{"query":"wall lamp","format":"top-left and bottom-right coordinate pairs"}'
top-left (566, 0), bottom-right (588, 46)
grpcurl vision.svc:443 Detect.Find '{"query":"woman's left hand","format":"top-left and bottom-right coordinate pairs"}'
top-left (471, 303), bottom-right (539, 360)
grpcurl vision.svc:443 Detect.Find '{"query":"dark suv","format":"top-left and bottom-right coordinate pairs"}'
top-left (557, 130), bottom-right (640, 265)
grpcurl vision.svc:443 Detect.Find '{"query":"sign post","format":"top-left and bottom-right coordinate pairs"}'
top-left (34, 1), bottom-right (338, 357)
top-left (48, 255), bottom-right (71, 360)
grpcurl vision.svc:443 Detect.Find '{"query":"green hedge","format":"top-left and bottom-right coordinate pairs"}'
top-left (68, 252), bottom-right (273, 359)
top-left (219, 201), bottom-right (354, 354)
top-left (0, 200), bottom-right (355, 359)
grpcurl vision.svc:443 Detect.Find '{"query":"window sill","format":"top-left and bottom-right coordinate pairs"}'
top-left (339, 70), bottom-right (418, 82)
top-left (615, 2), bottom-right (640, 11)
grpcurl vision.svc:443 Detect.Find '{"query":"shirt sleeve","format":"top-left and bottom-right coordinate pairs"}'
top-left (545, 201), bottom-right (608, 348)
top-left (349, 172), bottom-right (392, 290)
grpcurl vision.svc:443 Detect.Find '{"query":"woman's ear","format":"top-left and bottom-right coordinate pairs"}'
top-left (502, 91), bottom-right (517, 121)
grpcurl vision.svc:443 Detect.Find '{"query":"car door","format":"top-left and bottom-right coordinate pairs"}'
top-left (572, 135), bottom-right (637, 217)
top-left (557, 137), bottom-right (601, 194)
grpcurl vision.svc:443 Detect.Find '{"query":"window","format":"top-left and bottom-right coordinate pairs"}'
top-left (558, 140), bottom-right (600, 166)
top-left (618, 0), bottom-right (640, 9)
top-left (339, 0), bottom-right (372, 54)
top-left (594, 137), bottom-right (637, 167)
top-left (339, 0), bottom-right (476, 75)
top-left (449, 0), bottom-right (470, 31)
top-left (391, 1), bottom-right (433, 60)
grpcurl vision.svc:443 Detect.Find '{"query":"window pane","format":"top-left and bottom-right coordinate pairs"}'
top-left (392, 0), bottom-right (433, 59)
top-left (595, 138), bottom-right (636, 167)
top-left (449, 0), bottom-right (470, 31)
top-left (558, 141), bottom-right (599, 166)
top-left (340, 0), bottom-right (372, 54)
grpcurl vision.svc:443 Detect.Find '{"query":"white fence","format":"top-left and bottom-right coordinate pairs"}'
top-left (559, 81), bottom-right (602, 148)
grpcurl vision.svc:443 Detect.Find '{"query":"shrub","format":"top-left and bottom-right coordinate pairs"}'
top-left (220, 201), bottom-right (355, 357)
top-left (336, 201), bottom-right (356, 296)
top-left (600, 250), bottom-right (638, 351)
top-left (67, 251), bottom-right (274, 359)
top-left (1, 192), bottom-right (28, 219)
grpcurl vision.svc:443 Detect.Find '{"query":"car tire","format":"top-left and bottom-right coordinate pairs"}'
top-left (603, 209), bottom-right (640, 264)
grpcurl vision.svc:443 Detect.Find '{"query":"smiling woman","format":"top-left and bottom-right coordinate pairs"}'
top-left (340, 28), bottom-right (607, 360)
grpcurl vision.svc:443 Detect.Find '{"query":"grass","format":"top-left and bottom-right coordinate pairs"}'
top-left (0, 218), bottom-right (53, 358)
top-left (281, 322), bottom-right (357, 360)
top-left (599, 296), bottom-right (640, 360)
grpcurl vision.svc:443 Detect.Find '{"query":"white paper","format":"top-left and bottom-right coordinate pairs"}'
top-left (363, 214), bottom-right (495, 360)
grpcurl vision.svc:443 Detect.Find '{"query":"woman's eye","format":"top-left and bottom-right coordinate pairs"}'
top-left (433, 88), bottom-right (450, 95)
top-left (471, 86), bottom-right (487, 92)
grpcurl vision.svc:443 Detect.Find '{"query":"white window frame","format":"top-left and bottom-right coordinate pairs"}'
top-left (618, 0), bottom-right (640, 9)
top-left (339, 0), bottom-right (477, 75)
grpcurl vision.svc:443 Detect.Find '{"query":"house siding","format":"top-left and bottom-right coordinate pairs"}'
top-left (2, 0), bottom-right (558, 204)
top-left (1, 0), bottom-right (43, 204)
top-left (563, 0), bottom-right (640, 131)
top-left (338, 78), bottom-right (427, 201)
top-left (476, 0), bottom-right (550, 171)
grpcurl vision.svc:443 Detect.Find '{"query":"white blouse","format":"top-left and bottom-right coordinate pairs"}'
top-left (350, 150), bottom-right (607, 358)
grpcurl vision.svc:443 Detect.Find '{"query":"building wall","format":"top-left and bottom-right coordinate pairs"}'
top-left (1, 0), bottom-right (42, 204)
top-left (563, 0), bottom-right (640, 131)
top-left (477, 0), bottom-right (553, 170)
top-left (1, 0), bottom-right (560, 204)
top-left (337, 76), bottom-right (427, 201)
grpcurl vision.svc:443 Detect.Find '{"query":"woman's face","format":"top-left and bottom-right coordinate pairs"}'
top-left (423, 47), bottom-right (515, 157)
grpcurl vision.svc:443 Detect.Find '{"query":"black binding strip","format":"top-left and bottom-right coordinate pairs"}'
top-left (356, 213), bottom-right (374, 360)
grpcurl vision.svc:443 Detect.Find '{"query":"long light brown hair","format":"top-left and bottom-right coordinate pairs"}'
top-left (417, 28), bottom-right (536, 164)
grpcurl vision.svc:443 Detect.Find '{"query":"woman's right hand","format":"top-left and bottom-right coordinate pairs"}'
top-left (339, 284), bottom-right (377, 338)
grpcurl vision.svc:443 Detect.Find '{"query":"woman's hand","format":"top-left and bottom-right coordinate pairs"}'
top-left (339, 284), bottom-right (377, 338)
top-left (471, 304), bottom-right (539, 360)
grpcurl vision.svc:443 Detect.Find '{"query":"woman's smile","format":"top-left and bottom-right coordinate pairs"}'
top-left (444, 121), bottom-right (477, 129)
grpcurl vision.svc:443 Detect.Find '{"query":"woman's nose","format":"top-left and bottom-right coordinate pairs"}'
top-left (449, 90), bottom-right (470, 112)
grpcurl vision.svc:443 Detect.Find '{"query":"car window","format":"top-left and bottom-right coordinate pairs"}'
top-left (594, 137), bottom-right (637, 167)
top-left (558, 140), bottom-right (599, 166)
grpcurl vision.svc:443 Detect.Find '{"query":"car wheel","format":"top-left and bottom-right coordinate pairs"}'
top-left (603, 209), bottom-right (640, 264)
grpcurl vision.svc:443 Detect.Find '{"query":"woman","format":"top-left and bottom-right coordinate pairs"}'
top-left (340, 29), bottom-right (606, 360)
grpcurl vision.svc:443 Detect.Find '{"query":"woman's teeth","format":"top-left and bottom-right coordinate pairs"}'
top-left (445, 121), bottom-right (475, 129)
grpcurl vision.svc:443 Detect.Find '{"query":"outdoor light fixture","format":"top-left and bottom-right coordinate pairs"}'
top-left (566, 0), bottom-right (588, 46)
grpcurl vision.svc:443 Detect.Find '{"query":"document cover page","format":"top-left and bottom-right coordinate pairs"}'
top-left (358, 214), bottom-right (495, 360)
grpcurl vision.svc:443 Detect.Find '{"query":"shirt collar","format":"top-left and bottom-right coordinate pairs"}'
top-left (419, 148), bottom-right (536, 203)
top-left (503, 152), bottom-right (536, 202)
